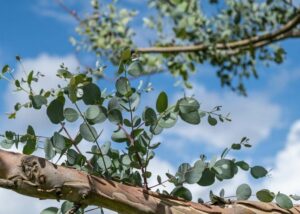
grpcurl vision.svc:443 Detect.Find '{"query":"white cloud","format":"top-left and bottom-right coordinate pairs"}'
top-left (264, 120), bottom-right (300, 194)
top-left (163, 84), bottom-right (281, 148)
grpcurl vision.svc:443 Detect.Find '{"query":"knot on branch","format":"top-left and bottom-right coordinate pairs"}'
top-left (21, 156), bottom-right (46, 186)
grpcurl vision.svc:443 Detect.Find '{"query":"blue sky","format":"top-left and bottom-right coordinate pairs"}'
top-left (0, 1), bottom-right (300, 213)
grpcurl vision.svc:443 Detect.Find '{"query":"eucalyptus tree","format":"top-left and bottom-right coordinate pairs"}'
top-left (0, 0), bottom-right (300, 213)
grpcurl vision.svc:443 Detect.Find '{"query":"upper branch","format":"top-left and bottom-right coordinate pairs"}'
top-left (137, 9), bottom-right (300, 54)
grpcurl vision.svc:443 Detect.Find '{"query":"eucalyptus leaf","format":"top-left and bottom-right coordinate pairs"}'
top-left (156, 92), bottom-right (168, 113)
top-left (47, 97), bottom-right (65, 124)
top-left (31, 95), bottom-right (47, 109)
top-left (171, 186), bottom-right (192, 201)
top-left (40, 207), bottom-right (59, 214)
top-left (116, 77), bottom-right (131, 96)
top-left (80, 123), bottom-right (98, 142)
top-left (276, 193), bottom-right (293, 209)
top-left (85, 105), bottom-right (100, 120)
top-left (250, 166), bottom-right (268, 179)
top-left (44, 138), bottom-right (55, 160)
top-left (82, 83), bottom-right (102, 105)
top-left (256, 189), bottom-right (275, 203)
top-left (208, 115), bottom-right (217, 126)
top-left (97, 155), bottom-right (112, 169)
top-left (63, 108), bottom-right (79, 122)
top-left (236, 183), bottom-right (252, 200)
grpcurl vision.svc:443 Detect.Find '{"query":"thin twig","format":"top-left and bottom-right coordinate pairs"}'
top-left (60, 122), bottom-right (94, 169)
top-left (54, 0), bottom-right (81, 22)
top-left (74, 103), bottom-right (108, 172)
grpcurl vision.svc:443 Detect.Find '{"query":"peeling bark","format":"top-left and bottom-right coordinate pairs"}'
top-left (0, 149), bottom-right (299, 214)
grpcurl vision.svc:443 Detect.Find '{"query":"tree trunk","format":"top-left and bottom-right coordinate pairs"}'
top-left (0, 149), bottom-right (299, 214)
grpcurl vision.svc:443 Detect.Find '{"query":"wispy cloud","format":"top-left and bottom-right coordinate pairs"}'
top-left (31, 0), bottom-right (89, 24)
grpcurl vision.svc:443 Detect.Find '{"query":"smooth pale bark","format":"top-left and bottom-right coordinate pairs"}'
top-left (0, 149), bottom-right (299, 214)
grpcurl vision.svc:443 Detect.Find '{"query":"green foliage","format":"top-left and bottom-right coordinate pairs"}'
top-left (72, 0), bottom-right (298, 95)
top-left (1, 58), bottom-right (295, 209)
top-left (1, 0), bottom-right (299, 210)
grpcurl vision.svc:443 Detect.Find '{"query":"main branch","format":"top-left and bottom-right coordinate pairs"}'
top-left (0, 149), bottom-right (300, 213)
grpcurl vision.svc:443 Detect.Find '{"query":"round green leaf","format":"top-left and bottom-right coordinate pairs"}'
top-left (208, 115), bottom-right (217, 126)
top-left (97, 155), bottom-right (112, 169)
top-left (256, 189), bottom-right (275, 203)
top-left (250, 166), bottom-right (268, 179)
top-left (52, 132), bottom-right (66, 152)
top-left (61, 201), bottom-right (74, 214)
top-left (85, 105), bottom-right (100, 120)
top-left (63, 108), bottom-right (79, 122)
top-left (111, 129), bottom-right (127, 143)
top-left (178, 97), bottom-right (200, 114)
top-left (171, 186), bottom-right (192, 201)
top-left (108, 97), bottom-right (121, 111)
top-left (236, 183), bottom-right (252, 200)
top-left (179, 111), bottom-right (200, 124)
top-left (177, 163), bottom-right (191, 183)
top-left (198, 168), bottom-right (215, 186)
top-left (128, 61), bottom-right (143, 77)
top-left (276, 193), bottom-right (293, 209)
top-left (31, 95), bottom-right (47, 109)
top-left (44, 138), bottom-right (55, 160)
top-left (23, 139), bottom-right (36, 155)
top-left (231, 143), bottom-right (241, 150)
top-left (40, 207), bottom-right (58, 214)
top-left (122, 154), bottom-right (131, 166)
top-left (290, 195), bottom-right (300, 201)
top-left (158, 112), bottom-right (177, 128)
top-left (82, 83), bottom-right (102, 105)
top-left (108, 109), bottom-right (123, 124)
top-left (150, 124), bottom-right (163, 135)
top-left (156, 91), bottom-right (168, 113)
top-left (144, 107), bottom-right (157, 125)
top-left (214, 159), bottom-right (236, 180)
top-left (80, 123), bottom-right (98, 142)
top-left (101, 141), bottom-right (111, 155)
top-left (67, 149), bottom-right (78, 165)
top-left (0, 139), bottom-right (14, 149)
top-left (128, 92), bottom-right (140, 111)
top-left (235, 161), bottom-right (249, 171)
top-left (116, 77), bottom-right (131, 96)
top-left (89, 106), bottom-right (107, 124)
top-left (47, 97), bottom-right (65, 124)
top-left (185, 160), bottom-right (205, 184)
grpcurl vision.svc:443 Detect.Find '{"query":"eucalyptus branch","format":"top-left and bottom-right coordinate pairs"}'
top-left (60, 122), bottom-right (94, 169)
top-left (149, 178), bottom-right (170, 189)
top-left (74, 102), bottom-right (108, 172)
top-left (118, 124), bottom-right (149, 189)
top-left (137, 10), bottom-right (300, 54)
